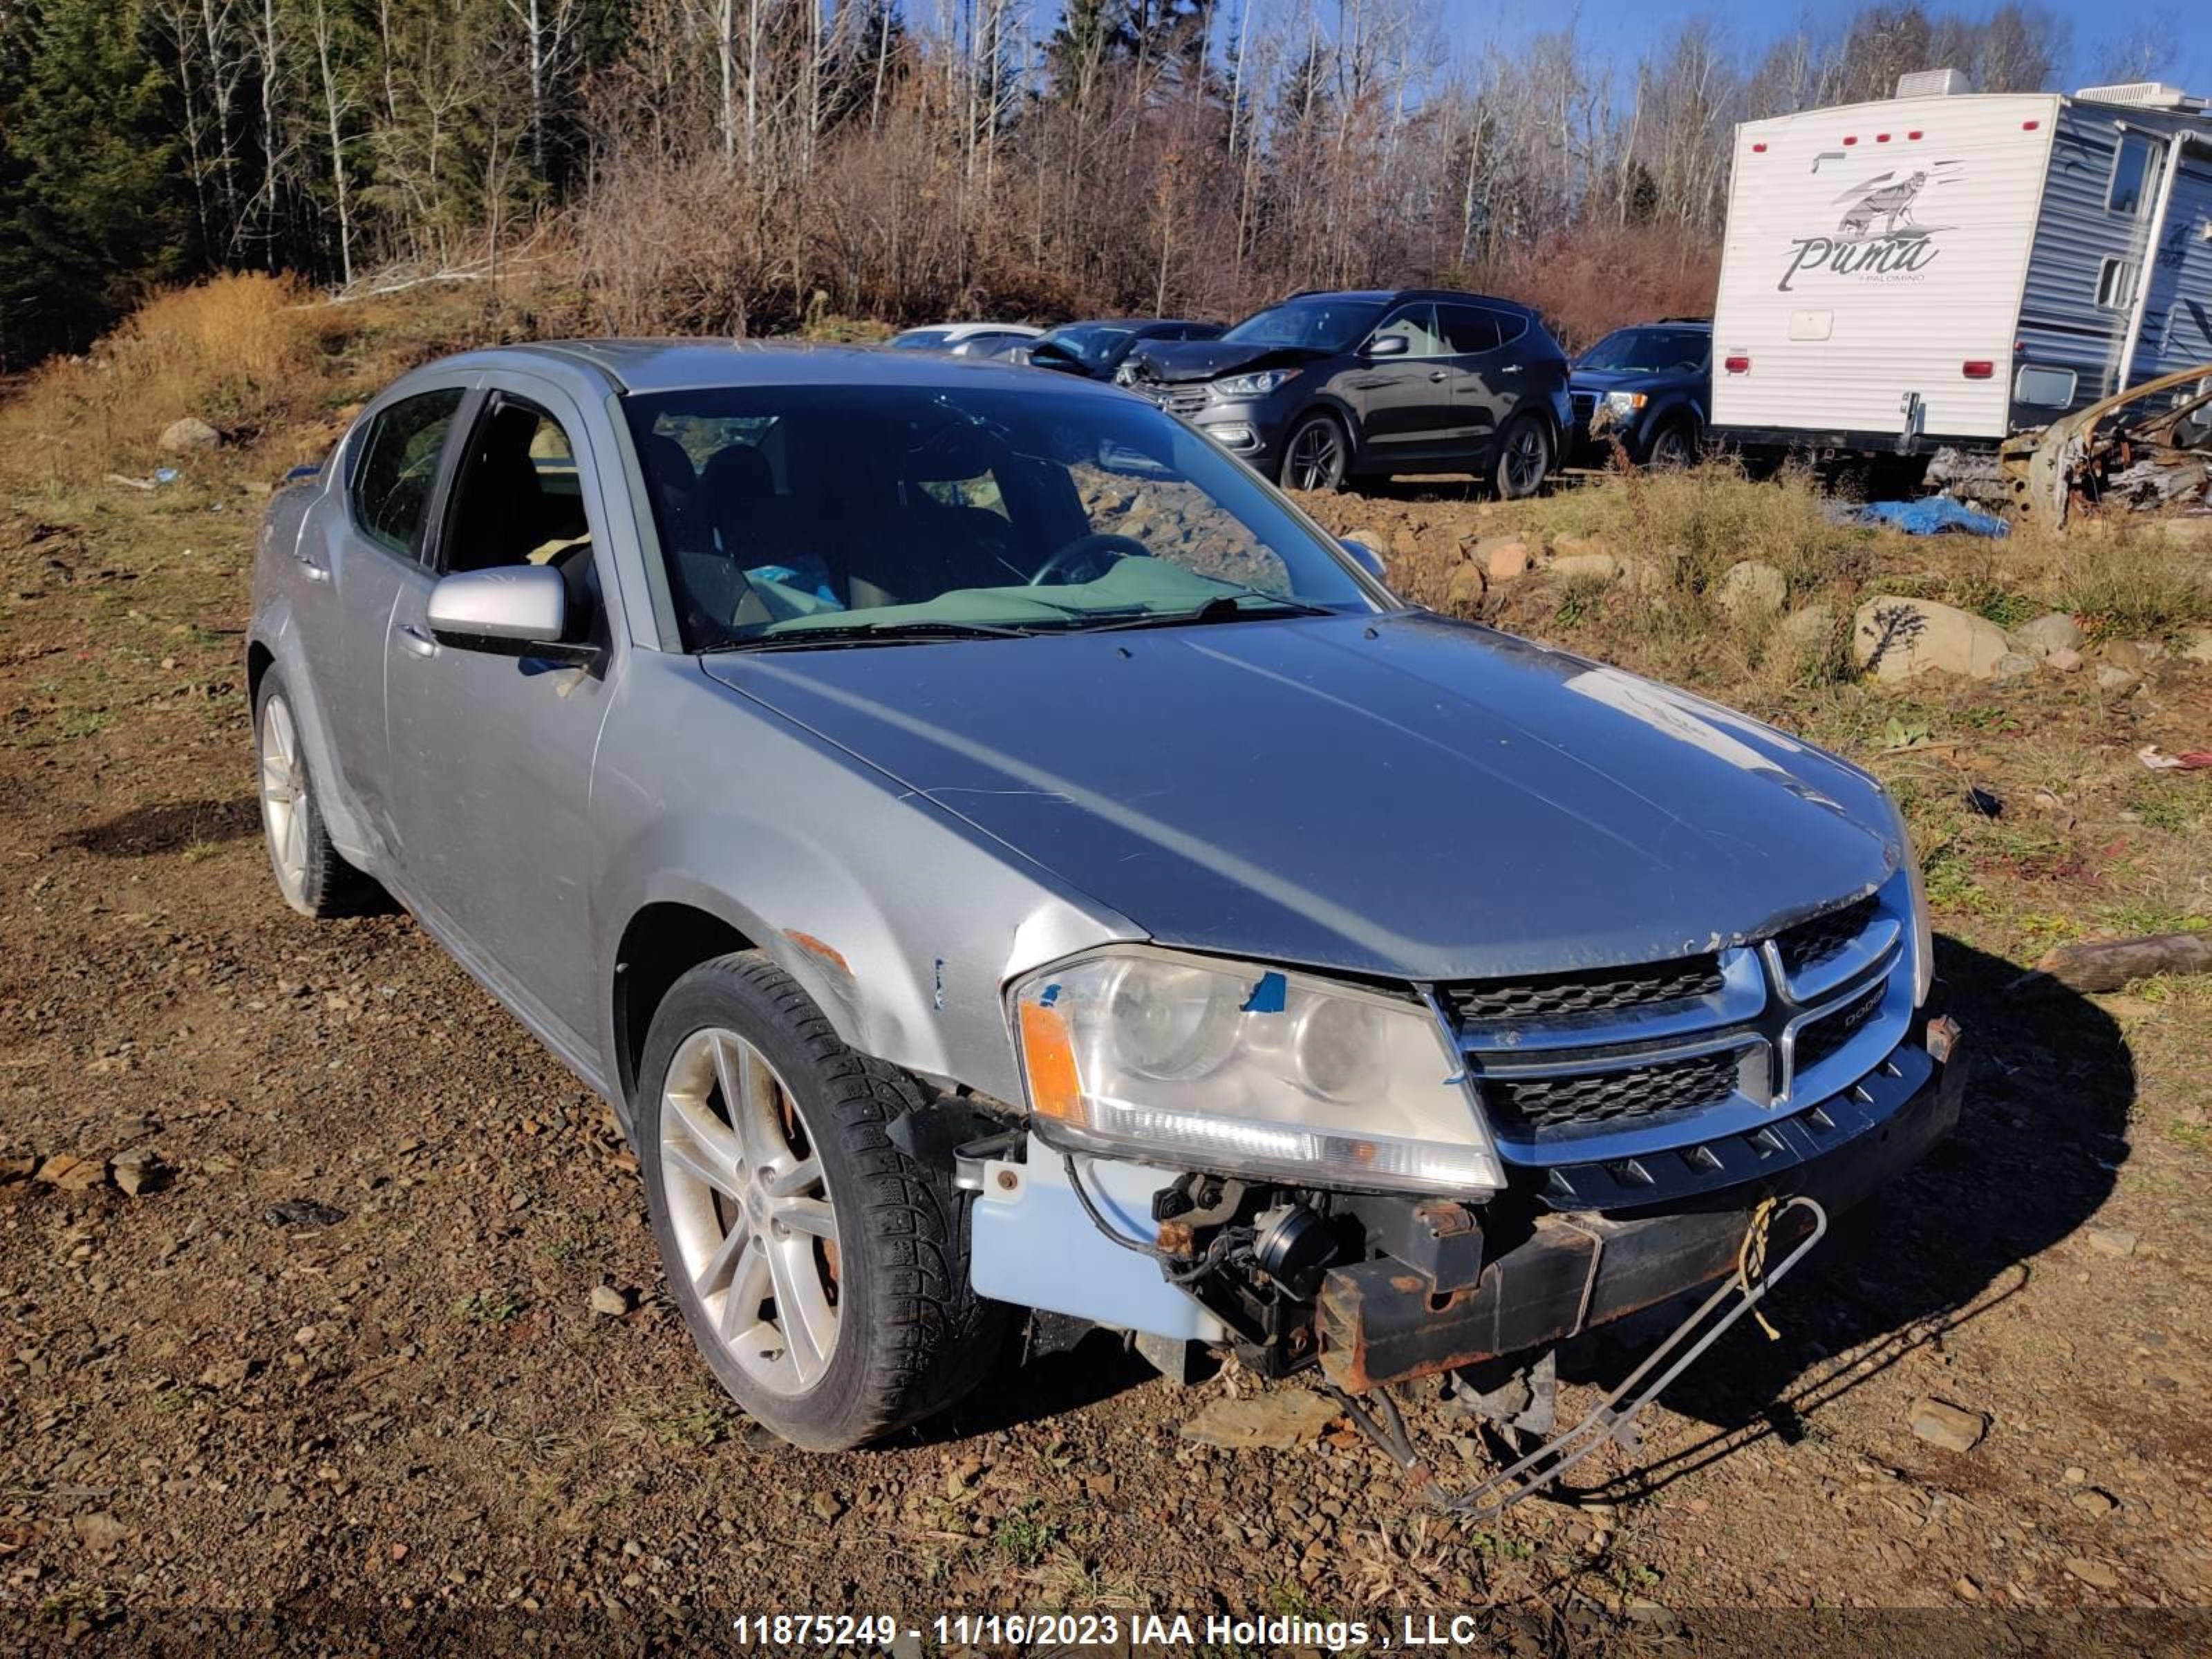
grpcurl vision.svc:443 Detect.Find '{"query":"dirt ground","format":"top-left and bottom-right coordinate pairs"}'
top-left (3, 437), bottom-right (2212, 1654)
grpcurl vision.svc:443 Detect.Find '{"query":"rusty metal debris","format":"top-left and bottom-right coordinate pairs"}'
top-left (2002, 361), bottom-right (2212, 525)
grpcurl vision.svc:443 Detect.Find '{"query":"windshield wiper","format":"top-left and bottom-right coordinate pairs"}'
top-left (1082, 594), bottom-right (1338, 633)
top-left (702, 619), bottom-right (1040, 653)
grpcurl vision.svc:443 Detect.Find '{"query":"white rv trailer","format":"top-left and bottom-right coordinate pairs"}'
top-left (1710, 75), bottom-right (2212, 459)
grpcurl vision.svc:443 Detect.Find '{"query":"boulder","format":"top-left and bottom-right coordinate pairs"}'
top-left (2182, 629), bottom-right (2212, 665)
top-left (1618, 555), bottom-right (1671, 598)
top-left (2094, 664), bottom-right (2139, 692)
top-left (158, 416), bottom-right (221, 453)
top-left (2045, 646), bottom-right (2083, 673)
top-left (1992, 652), bottom-right (2038, 680)
top-left (2013, 612), bottom-right (2083, 658)
top-left (1715, 559), bottom-right (1788, 620)
top-left (1850, 596), bottom-right (2011, 682)
top-left (1551, 551), bottom-right (1621, 583)
top-left (1444, 563), bottom-right (1487, 611)
top-left (1477, 536), bottom-right (1533, 582)
top-left (2099, 639), bottom-right (2146, 674)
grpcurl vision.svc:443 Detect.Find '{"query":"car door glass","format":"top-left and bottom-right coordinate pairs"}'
top-left (350, 389), bottom-right (465, 561)
top-left (1439, 305), bottom-right (1502, 357)
top-left (1369, 303), bottom-right (1445, 358)
top-left (441, 395), bottom-right (601, 640)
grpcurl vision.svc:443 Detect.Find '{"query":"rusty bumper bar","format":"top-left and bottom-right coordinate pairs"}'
top-left (1315, 1025), bottom-right (1965, 1393)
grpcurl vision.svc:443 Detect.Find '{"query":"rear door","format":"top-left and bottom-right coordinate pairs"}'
top-left (1436, 303), bottom-right (1517, 456)
top-left (1349, 302), bottom-right (1454, 460)
top-left (288, 380), bottom-right (473, 843)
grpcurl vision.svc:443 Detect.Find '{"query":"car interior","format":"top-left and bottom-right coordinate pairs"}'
top-left (441, 393), bottom-right (603, 642)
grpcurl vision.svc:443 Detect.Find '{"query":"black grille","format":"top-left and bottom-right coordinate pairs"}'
top-left (1774, 894), bottom-right (1880, 976)
top-left (1571, 391), bottom-right (1597, 424)
top-left (1795, 983), bottom-right (1886, 1074)
top-left (1134, 382), bottom-right (1209, 418)
top-left (1481, 1047), bottom-right (1744, 1138)
top-left (1444, 955), bottom-right (1724, 1027)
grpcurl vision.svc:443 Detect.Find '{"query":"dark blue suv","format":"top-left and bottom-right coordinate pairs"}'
top-left (1569, 319), bottom-right (1711, 468)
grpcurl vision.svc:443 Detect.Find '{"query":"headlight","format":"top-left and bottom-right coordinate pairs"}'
top-left (1604, 391), bottom-right (1649, 415)
top-left (1009, 948), bottom-right (1503, 1196)
top-left (1211, 368), bottom-right (1300, 400)
top-left (1899, 819), bottom-right (1935, 1007)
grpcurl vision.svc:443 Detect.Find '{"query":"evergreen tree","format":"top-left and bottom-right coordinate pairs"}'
top-left (0, 0), bottom-right (182, 354)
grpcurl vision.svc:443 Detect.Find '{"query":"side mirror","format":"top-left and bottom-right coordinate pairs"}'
top-left (427, 565), bottom-right (591, 663)
top-left (1339, 536), bottom-right (1389, 581)
top-left (1365, 335), bottom-right (1409, 359)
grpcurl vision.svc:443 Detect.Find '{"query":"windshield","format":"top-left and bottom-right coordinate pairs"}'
top-left (887, 330), bottom-right (951, 351)
top-left (624, 384), bottom-right (1378, 650)
top-left (1577, 327), bottom-right (1709, 373)
top-left (1221, 297), bottom-right (1386, 354)
top-left (1037, 324), bottom-right (1133, 368)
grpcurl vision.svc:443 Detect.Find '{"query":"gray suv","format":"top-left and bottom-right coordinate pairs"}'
top-left (249, 341), bottom-right (1960, 1462)
top-left (1124, 288), bottom-right (1573, 496)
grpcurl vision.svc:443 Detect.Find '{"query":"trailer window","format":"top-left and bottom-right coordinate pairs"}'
top-left (2095, 256), bottom-right (2138, 312)
top-left (2106, 134), bottom-right (2162, 218)
top-left (2013, 365), bottom-right (2077, 409)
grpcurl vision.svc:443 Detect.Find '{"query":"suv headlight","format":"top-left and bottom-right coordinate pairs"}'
top-left (1604, 391), bottom-right (1649, 415)
top-left (1008, 948), bottom-right (1503, 1196)
top-left (1211, 368), bottom-right (1300, 400)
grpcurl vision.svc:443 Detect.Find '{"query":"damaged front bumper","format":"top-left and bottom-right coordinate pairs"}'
top-left (1314, 1020), bottom-right (1965, 1392)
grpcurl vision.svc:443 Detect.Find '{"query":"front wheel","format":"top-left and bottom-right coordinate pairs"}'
top-left (637, 953), bottom-right (1007, 1450)
top-left (1490, 414), bottom-right (1553, 499)
top-left (1279, 413), bottom-right (1350, 492)
top-left (1646, 415), bottom-right (1699, 470)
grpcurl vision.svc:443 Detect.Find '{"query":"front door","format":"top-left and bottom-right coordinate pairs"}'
top-left (1349, 302), bottom-right (1455, 462)
top-left (382, 379), bottom-right (619, 1046)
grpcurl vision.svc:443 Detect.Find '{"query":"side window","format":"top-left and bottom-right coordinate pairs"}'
top-left (1440, 305), bottom-right (1502, 355)
top-left (2096, 256), bottom-right (2139, 312)
top-left (1495, 310), bottom-right (1530, 347)
top-left (350, 389), bottom-right (465, 562)
top-left (2107, 134), bottom-right (2161, 217)
top-left (1370, 302), bottom-right (1446, 357)
top-left (443, 395), bottom-right (592, 577)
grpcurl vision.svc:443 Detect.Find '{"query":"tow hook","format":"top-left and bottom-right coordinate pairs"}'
top-left (1330, 1194), bottom-right (1831, 1521)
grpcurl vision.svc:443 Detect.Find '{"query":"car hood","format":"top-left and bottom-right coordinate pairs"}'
top-left (1571, 366), bottom-right (1701, 395)
top-left (1127, 339), bottom-right (1320, 384)
top-left (700, 613), bottom-right (1898, 982)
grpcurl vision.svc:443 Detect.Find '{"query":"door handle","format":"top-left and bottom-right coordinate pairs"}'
top-left (396, 622), bottom-right (439, 659)
top-left (1427, 368), bottom-right (1449, 382)
top-left (1499, 364), bottom-right (1524, 375)
top-left (295, 556), bottom-right (331, 583)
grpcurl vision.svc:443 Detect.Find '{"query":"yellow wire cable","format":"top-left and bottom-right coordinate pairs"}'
top-left (1737, 1197), bottom-right (1782, 1342)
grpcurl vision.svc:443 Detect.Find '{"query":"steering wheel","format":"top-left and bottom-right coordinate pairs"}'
top-left (1029, 532), bottom-right (1150, 587)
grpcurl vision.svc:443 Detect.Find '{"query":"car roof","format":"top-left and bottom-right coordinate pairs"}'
top-left (409, 339), bottom-right (1136, 397)
top-left (1282, 287), bottom-right (1537, 316)
top-left (895, 321), bottom-right (1044, 340)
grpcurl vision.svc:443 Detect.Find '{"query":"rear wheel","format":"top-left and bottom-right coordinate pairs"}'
top-left (1491, 414), bottom-right (1553, 499)
top-left (1280, 413), bottom-right (1350, 492)
top-left (254, 672), bottom-right (377, 918)
top-left (637, 952), bottom-right (1006, 1450)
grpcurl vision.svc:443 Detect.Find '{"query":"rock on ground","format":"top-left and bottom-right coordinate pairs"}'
top-left (1909, 1396), bottom-right (1989, 1453)
top-left (1715, 560), bottom-right (1787, 620)
top-left (1180, 1390), bottom-right (1340, 1450)
top-left (2014, 612), bottom-right (2083, 657)
top-left (1551, 551), bottom-right (1621, 583)
top-left (1852, 597), bottom-right (2011, 682)
top-left (158, 416), bottom-right (222, 453)
top-left (1478, 537), bottom-right (1533, 582)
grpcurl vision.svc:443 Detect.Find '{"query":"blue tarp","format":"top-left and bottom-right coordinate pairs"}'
top-left (1857, 496), bottom-right (2010, 537)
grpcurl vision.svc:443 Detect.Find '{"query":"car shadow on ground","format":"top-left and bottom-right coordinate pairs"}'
top-left (62, 795), bottom-right (261, 856)
top-left (1570, 932), bottom-right (2131, 1494)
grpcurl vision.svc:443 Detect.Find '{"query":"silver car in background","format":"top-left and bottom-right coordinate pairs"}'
top-left (249, 341), bottom-right (1962, 1454)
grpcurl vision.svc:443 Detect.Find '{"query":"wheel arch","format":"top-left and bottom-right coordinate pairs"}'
top-left (610, 899), bottom-right (760, 1112)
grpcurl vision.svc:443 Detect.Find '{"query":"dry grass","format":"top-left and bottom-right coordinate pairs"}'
top-left (0, 272), bottom-right (332, 487)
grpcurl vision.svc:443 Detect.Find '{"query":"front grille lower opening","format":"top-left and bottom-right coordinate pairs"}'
top-left (1794, 982), bottom-right (1886, 1074)
top-left (1481, 1047), bottom-right (1745, 1139)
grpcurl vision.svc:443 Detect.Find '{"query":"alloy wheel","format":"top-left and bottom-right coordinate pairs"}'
top-left (1503, 423), bottom-right (1548, 496)
top-left (1286, 421), bottom-right (1346, 491)
top-left (658, 1027), bottom-right (842, 1397)
top-left (257, 693), bottom-right (310, 904)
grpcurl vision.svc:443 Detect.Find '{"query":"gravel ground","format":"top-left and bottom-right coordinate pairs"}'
top-left (3, 470), bottom-right (2211, 1656)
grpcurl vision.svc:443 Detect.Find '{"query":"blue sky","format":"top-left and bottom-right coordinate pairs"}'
top-left (1430, 1), bottom-right (2212, 100)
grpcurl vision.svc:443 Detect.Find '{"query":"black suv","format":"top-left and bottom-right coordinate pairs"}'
top-left (1123, 288), bottom-right (1573, 496)
top-left (1569, 319), bottom-right (1711, 467)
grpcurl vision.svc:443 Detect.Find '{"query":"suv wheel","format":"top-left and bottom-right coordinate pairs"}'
top-left (1280, 413), bottom-right (1350, 492)
top-left (637, 952), bottom-right (1006, 1450)
top-left (254, 671), bottom-right (377, 918)
top-left (1647, 415), bottom-right (1698, 470)
top-left (1492, 414), bottom-right (1552, 499)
